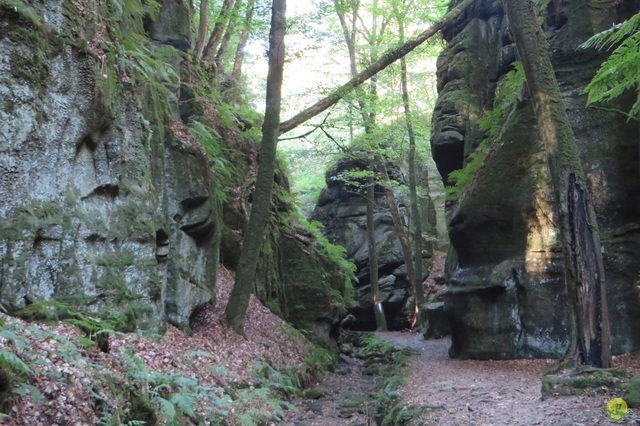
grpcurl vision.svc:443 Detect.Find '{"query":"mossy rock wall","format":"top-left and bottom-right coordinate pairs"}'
top-left (433, 0), bottom-right (640, 358)
top-left (0, 0), bottom-right (220, 331)
top-left (254, 233), bottom-right (349, 348)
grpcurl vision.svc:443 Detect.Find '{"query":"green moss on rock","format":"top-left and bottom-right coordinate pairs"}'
top-left (541, 367), bottom-right (632, 397)
top-left (623, 376), bottom-right (640, 408)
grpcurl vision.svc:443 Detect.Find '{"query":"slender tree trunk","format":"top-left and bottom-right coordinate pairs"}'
top-left (334, 0), bottom-right (369, 127)
top-left (194, 0), bottom-right (210, 59)
top-left (231, 0), bottom-right (256, 83)
top-left (402, 56), bottom-right (425, 302)
top-left (224, 0), bottom-right (286, 337)
top-left (367, 173), bottom-right (388, 331)
top-left (503, 0), bottom-right (611, 368)
top-left (215, 0), bottom-right (243, 69)
top-left (203, 0), bottom-right (236, 64)
top-left (380, 163), bottom-right (426, 314)
top-left (279, 0), bottom-right (475, 134)
top-left (395, 3), bottom-right (426, 310)
top-left (334, 0), bottom-right (387, 328)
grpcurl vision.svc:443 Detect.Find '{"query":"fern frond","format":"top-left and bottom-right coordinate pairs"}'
top-left (580, 13), bottom-right (640, 51)
top-left (155, 396), bottom-right (177, 421)
top-left (583, 18), bottom-right (640, 120)
top-left (0, 350), bottom-right (30, 375)
top-left (170, 392), bottom-right (196, 418)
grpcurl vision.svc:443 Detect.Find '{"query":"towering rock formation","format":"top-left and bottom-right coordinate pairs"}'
top-left (431, 0), bottom-right (640, 358)
top-left (0, 0), bottom-right (350, 345)
top-left (311, 150), bottom-right (440, 330)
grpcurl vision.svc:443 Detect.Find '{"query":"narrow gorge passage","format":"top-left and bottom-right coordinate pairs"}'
top-left (285, 352), bottom-right (377, 426)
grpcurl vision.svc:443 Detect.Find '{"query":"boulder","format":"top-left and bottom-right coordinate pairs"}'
top-left (623, 376), bottom-right (640, 408)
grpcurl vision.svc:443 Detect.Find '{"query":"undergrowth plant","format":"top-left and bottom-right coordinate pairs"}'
top-left (222, 360), bottom-right (303, 426)
top-left (117, 349), bottom-right (230, 425)
top-left (303, 219), bottom-right (357, 302)
top-left (581, 12), bottom-right (640, 120)
top-left (349, 333), bottom-right (414, 426)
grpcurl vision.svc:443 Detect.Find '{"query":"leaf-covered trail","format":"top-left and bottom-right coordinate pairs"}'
top-left (284, 353), bottom-right (376, 425)
top-left (380, 332), bottom-right (640, 425)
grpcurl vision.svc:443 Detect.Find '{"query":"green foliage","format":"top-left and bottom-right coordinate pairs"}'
top-left (0, 0), bottom-right (42, 26)
top-left (252, 361), bottom-right (301, 398)
top-left (581, 13), bottom-right (640, 119)
top-left (0, 350), bottom-right (30, 378)
top-left (348, 333), bottom-right (414, 425)
top-left (446, 62), bottom-right (526, 200)
top-left (120, 349), bottom-right (231, 425)
top-left (232, 387), bottom-right (295, 426)
top-left (187, 119), bottom-right (236, 202)
top-left (0, 201), bottom-right (64, 241)
top-left (13, 300), bottom-right (74, 322)
top-left (357, 333), bottom-right (397, 356)
top-left (302, 345), bottom-right (338, 377)
top-left (302, 219), bottom-right (357, 303)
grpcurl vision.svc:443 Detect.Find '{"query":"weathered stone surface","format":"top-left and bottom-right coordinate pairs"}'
top-left (0, 0), bottom-right (216, 331)
top-left (145, 0), bottom-right (193, 52)
top-left (423, 302), bottom-right (450, 339)
top-left (432, 1), bottom-right (640, 358)
top-left (263, 234), bottom-right (348, 349)
top-left (311, 155), bottom-right (436, 331)
top-left (0, 0), bottom-right (355, 350)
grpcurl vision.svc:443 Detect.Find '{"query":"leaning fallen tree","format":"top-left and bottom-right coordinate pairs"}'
top-left (278, 0), bottom-right (475, 134)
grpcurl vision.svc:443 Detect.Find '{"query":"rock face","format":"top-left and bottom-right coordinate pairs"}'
top-left (311, 155), bottom-right (436, 330)
top-left (0, 0), bottom-right (220, 331)
top-left (257, 230), bottom-right (350, 348)
top-left (0, 0), bottom-right (351, 345)
top-left (432, 0), bottom-right (640, 358)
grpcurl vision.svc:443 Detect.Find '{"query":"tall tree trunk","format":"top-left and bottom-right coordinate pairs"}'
top-left (215, 0), bottom-right (243, 70)
top-left (395, 3), bottom-right (426, 311)
top-left (203, 0), bottom-right (236, 64)
top-left (231, 0), bottom-right (256, 83)
top-left (279, 0), bottom-right (475, 134)
top-left (333, 0), bottom-right (369, 127)
top-left (503, 0), bottom-right (611, 368)
top-left (224, 0), bottom-right (286, 337)
top-left (194, 0), bottom-right (210, 59)
top-left (334, 0), bottom-right (387, 328)
top-left (401, 56), bottom-right (426, 305)
top-left (380, 163), bottom-right (426, 315)
top-left (367, 173), bottom-right (388, 331)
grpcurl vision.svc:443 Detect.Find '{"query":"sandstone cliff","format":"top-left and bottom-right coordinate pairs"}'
top-left (431, 0), bottom-right (640, 358)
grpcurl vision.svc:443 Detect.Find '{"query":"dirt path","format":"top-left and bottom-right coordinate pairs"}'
top-left (285, 354), bottom-right (376, 426)
top-left (380, 332), bottom-right (640, 425)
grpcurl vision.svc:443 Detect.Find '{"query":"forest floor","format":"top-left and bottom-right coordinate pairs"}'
top-left (380, 331), bottom-right (640, 426)
top-left (283, 250), bottom-right (640, 425)
top-left (3, 262), bottom-right (640, 425)
top-left (284, 331), bottom-right (640, 426)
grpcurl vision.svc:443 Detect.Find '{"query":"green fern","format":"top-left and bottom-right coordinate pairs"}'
top-left (0, 351), bottom-right (30, 376)
top-left (581, 13), bottom-right (640, 120)
top-left (155, 396), bottom-right (177, 421)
